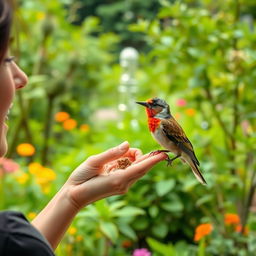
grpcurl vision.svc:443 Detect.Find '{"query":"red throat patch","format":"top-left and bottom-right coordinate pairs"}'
top-left (145, 108), bottom-right (161, 132)
top-left (148, 117), bottom-right (161, 132)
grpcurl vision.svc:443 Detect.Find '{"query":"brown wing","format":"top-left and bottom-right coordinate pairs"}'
top-left (161, 118), bottom-right (200, 166)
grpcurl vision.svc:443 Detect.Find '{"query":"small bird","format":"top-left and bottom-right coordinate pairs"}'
top-left (136, 97), bottom-right (207, 185)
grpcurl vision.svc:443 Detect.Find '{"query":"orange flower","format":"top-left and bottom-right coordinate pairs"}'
top-left (224, 213), bottom-right (240, 225)
top-left (54, 112), bottom-right (70, 122)
top-left (76, 235), bottom-right (83, 242)
top-left (236, 224), bottom-right (249, 235)
top-left (194, 223), bottom-right (213, 242)
top-left (63, 119), bottom-right (77, 130)
top-left (16, 143), bottom-right (35, 156)
top-left (185, 108), bottom-right (196, 116)
top-left (80, 124), bottom-right (90, 132)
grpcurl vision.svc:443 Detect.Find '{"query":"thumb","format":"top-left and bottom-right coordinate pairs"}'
top-left (87, 141), bottom-right (129, 167)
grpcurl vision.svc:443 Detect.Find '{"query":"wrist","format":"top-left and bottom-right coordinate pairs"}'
top-left (31, 184), bottom-right (79, 249)
top-left (58, 183), bottom-right (81, 213)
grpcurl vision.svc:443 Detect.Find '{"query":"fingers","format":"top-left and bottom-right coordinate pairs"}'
top-left (86, 141), bottom-right (130, 167)
top-left (122, 148), bottom-right (143, 161)
top-left (123, 152), bottom-right (167, 181)
top-left (68, 152), bottom-right (168, 207)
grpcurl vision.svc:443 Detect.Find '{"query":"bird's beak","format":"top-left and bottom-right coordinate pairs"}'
top-left (136, 101), bottom-right (150, 108)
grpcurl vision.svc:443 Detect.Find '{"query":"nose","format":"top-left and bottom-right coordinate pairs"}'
top-left (11, 62), bottom-right (28, 89)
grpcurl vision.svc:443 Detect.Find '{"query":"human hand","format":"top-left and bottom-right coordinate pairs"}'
top-left (64, 141), bottom-right (167, 211)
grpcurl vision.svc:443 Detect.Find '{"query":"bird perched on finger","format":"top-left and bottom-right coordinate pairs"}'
top-left (136, 97), bottom-right (207, 185)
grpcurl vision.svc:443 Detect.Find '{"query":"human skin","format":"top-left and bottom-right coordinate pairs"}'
top-left (0, 54), bottom-right (28, 156)
top-left (0, 52), bottom-right (167, 250)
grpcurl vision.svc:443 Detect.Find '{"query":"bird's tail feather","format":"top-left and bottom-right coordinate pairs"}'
top-left (184, 157), bottom-right (207, 185)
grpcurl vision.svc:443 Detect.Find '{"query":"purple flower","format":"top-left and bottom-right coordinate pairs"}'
top-left (132, 248), bottom-right (151, 256)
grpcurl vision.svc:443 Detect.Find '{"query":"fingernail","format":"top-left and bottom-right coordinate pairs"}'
top-left (118, 141), bottom-right (129, 151)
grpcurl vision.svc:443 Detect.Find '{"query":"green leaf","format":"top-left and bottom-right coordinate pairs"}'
top-left (118, 223), bottom-right (137, 240)
top-left (149, 205), bottom-right (159, 218)
top-left (109, 200), bottom-right (126, 211)
top-left (99, 221), bottom-right (118, 243)
top-left (196, 194), bottom-right (213, 207)
top-left (133, 218), bottom-right (149, 230)
top-left (152, 222), bottom-right (169, 238)
top-left (147, 237), bottom-right (174, 256)
top-left (155, 180), bottom-right (176, 197)
top-left (161, 200), bottom-right (183, 213)
top-left (113, 206), bottom-right (144, 217)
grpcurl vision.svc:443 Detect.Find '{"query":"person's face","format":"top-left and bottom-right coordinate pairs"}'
top-left (0, 52), bottom-right (28, 157)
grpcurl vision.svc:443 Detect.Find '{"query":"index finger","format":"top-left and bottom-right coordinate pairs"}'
top-left (122, 148), bottom-right (143, 161)
top-left (122, 152), bottom-right (167, 180)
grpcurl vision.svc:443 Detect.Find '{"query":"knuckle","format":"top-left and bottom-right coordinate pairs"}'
top-left (87, 155), bottom-right (97, 163)
top-left (111, 177), bottom-right (127, 194)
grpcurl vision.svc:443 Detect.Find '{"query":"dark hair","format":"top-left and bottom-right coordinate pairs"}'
top-left (0, 0), bottom-right (12, 63)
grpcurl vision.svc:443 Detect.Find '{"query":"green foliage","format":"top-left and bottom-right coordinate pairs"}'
top-left (2, 0), bottom-right (256, 255)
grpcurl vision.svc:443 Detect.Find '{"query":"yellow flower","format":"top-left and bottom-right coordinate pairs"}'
top-left (28, 212), bottom-right (37, 220)
top-left (28, 162), bottom-right (43, 174)
top-left (15, 172), bottom-right (29, 184)
top-left (80, 124), bottom-right (90, 132)
top-left (68, 226), bottom-right (77, 235)
top-left (16, 143), bottom-right (35, 157)
top-left (63, 119), bottom-right (77, 130)
top-left (29, 164), bottom-right (56, 193)
top-left (35, 167), bottom-right (56, 186)
top-left (55, 112), bottom-right (70, 122)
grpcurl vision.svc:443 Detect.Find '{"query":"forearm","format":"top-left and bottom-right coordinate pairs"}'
top-left (31, 184), bottom-right (78, 250)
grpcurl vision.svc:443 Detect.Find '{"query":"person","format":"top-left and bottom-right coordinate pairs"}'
top-left (0, 0), bottom-right (167, 255)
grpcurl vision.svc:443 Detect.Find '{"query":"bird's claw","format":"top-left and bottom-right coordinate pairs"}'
top-left (149, 150), bottom-right (170, 156)
top-left (166, 157), bottom-right (173, 166)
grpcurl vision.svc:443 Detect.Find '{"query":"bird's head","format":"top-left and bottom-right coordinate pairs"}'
top-left (136, 97), bottom-right (171, 118)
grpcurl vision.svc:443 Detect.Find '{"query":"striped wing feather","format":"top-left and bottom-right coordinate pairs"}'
top-left (161, 118), bottom-right (200, 166)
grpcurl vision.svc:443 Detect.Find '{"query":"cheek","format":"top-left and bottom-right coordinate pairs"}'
top-left (0, 68), bottom-right (15, 118)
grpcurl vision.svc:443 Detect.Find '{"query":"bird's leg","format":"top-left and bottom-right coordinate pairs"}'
top-left (166, 154), bottom-right (181, 166)
top-left (149, 149), bottom-right (170, 156)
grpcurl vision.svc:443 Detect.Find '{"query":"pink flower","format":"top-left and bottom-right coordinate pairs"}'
top-left (132, 248), bottom-right (151, 256)
top-left (176, 98), bottom-right (187, 107)
top-left (0, 158), bottom-right (20, 174)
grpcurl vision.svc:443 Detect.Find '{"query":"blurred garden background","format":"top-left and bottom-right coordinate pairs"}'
top-left (0, 0), bottom-right (256, 255)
